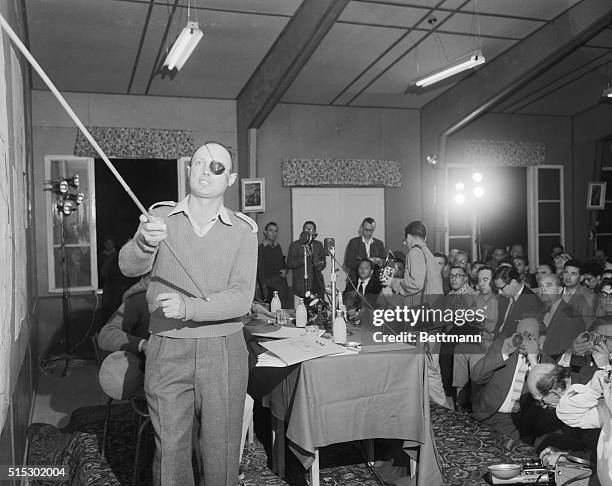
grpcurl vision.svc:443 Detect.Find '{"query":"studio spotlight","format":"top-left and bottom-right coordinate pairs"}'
top-left (455, 182), bottom-right (465, 191)
top-left (454, 193), bottom-right (466, 204)
top-left (472, 172), bottom-right (483, 183)
top-left (59, 200), bottom-right (74, 215)
top-left (474, 187), bottom-right (485, 198)
top-left (426, 155), bottom-right (438, 166)
top-left (59, 180), bottom-right (68, 193)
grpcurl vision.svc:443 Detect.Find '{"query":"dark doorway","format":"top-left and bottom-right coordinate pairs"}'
top-left (94, 158), bottom-right (178, 320)
top-left (447, 166), bottom-right (528, 258)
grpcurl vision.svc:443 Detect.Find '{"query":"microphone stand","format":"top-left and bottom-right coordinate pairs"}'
top-left (329, 245), bottom-right (336, 325)
top-left (303, 244), bottom-right (309, 296)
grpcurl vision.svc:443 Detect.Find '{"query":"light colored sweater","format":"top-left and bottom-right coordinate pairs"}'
top-left (118, 204), bottom-right (258, 338)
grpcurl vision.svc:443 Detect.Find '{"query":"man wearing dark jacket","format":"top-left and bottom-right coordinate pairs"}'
top-left (344, 217), bottom-right (386, 284)
top-left (471, 316), bottom-right (553, 440)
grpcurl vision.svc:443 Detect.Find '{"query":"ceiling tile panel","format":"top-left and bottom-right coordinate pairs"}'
top-left (146, 7), bottom-right (289, 98)
top-left (332, 30), bottom-right (428, 105)
top-left (497, 47), bottom-right (612, 113)
top-left (282, 23), bottom-right (406, 104)
top-left (441, 12), bottom-right (543, 38)
top-left (585, 28), bottom-right (612, 48)
top-left (516, 69), bottom-right (609, 116)
top-left (28, 0), bottom-right (149, 93)
top-left (339, 2), bottom-right (431, 28)
top-left (456, 0), bottom-right (582, 21)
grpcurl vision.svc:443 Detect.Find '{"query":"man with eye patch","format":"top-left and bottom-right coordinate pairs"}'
top-left (119, 142), bottom-right (258, 486)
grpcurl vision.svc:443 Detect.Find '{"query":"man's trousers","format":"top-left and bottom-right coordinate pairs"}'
top-left (144, 330), bottom-right (248, 486)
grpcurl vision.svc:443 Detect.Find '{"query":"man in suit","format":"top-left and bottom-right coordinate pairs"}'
top-left (493, 266), bottom-right (542, 338)
top-left (537, 274), bottom-right (586, 359)
top-left (471, 316), bottom-right (552, 440)
top-left (562, 259), bottom-right (595, 328)
top-left (287, 220), bottom-right (326, 301)
top-left (344, 217), bottom-right (386, 285)
top-left (344, 258), bottom-right (382, 313)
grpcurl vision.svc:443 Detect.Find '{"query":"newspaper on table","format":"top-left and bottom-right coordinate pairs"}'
top-left (258, 336), bottom-right (349, 366)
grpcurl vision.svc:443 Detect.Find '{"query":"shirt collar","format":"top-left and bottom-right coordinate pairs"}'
top-left (362, 236), bottom-right (372, 245)
top-left (168, 196), bottom-right (233, 226)
top-left (360, 277), bottom-right (371, 285)
top-left (262, 239), bottom-right (278, 247)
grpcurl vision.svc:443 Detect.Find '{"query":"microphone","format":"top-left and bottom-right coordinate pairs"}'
top-left (299, 231), bottom-right (316, 246)
top-left (324, 237), bottom-right (335, 255)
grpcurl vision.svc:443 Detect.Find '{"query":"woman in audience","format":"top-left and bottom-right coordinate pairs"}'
top-left (554, 253), bottom-right (572, 281)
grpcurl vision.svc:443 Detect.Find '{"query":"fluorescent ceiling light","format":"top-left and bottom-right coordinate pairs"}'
top-left (603, 86), bottom-right (612, 98)
top-left (414, 50), bottom-right (485, 88)
top-left (163, 21), bottom-right (203, 71)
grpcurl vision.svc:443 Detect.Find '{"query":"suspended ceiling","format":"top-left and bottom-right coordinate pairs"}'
top-left (25, 0), bottom-right (612, 116)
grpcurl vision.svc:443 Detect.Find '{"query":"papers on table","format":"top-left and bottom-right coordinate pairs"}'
top-left (259, 336), bottom-right (348, 366)
top-left (256, 351), bottom-right (289, 368)
top-left (249, 326), bottom-right (308, 339)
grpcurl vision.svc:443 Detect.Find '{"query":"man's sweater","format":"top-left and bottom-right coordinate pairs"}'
top-left (118, 204), bottom-right (258, 338)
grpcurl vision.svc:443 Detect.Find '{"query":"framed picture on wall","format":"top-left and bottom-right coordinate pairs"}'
top-left (241, 178), bottom-right (265, 212)
top-left (587, 182), bottom-right (606, 210)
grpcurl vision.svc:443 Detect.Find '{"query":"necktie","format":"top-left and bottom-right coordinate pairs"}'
top-left (510, 355), bottom-right (528, 413)
top-left (358, 281), bottom-right (364, 294)
top-left (499, 298), bottom-right (514, 333)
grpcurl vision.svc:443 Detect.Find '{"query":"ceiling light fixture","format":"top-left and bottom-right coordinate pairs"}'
top-left (603, 86), bottom-right (612, 99)
top-left (163, 20), bottom-right (203, 72)
top-left (413, 49), bottom-right (485, 88)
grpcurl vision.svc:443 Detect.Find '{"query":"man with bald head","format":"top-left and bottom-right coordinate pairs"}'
top-left (471, 316), bottom-right (552, 440)
top-left (119, 142), bottom-right (257, 485)
top-left (538, 274), bottom-right (586, 359)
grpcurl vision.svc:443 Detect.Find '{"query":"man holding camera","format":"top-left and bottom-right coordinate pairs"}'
top-left (471, 316), bottom-right (553, 440)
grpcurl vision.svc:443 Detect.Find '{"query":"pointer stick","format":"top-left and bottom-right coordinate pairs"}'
top-left (0, 13), bottom-right (208, 301)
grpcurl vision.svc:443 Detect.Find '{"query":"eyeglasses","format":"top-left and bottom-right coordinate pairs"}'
top-left (600, 291), bottom-right (612, 300)
top-left (495, 281), bottom-right (510, 291)
top-left (449, 273), bottom-right (467, 279)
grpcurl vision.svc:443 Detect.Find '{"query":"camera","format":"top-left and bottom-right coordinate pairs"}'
top-left (585, 331), bottom-right (608, 347)
top-left (489, 460), bottom-right (553, 484)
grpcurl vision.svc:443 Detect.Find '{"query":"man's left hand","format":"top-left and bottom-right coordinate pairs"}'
top-left (157, 293), bottom-right (186, 319)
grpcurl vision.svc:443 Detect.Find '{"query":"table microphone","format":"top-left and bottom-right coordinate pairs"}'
top-left (324, 238), bottom-right (335, 255)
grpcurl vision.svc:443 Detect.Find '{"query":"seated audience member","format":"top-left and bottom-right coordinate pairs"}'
top-left (493, 266), bottom-right (542, 337)
top-left (555, 370), bottom-right (611, 485)
top-left (536, 263), bottom-right (555, 283)
top-left (583, 260), bottom-right (603, 294)
top-left (344, 217), bottom-right (386, 285)
top-left (538, 274), bottom-right (587, 359)
top-left (439, 265), bottom-right (477, 401)
top-left (469, 260), bottom-right (485, 289)
top-left (471, 316), bottom-right (553, 440)
top-left (510, 243), bottom-right (526, 259)
top-left (527, 364), bottom-right (601, 477)
top-left (562, 260), bottom-right (595, 327)
top-left (550, 244), bottom-right (565, 263)
top-left (593, 249), bottom-right (606, 268)
top-left (554, 253), bottom-right (572, 280)
top-left (595, 278), bottom-right (612, 318)
top-left (344, 258), bottom-right (382, 311)
top-left (453, 251), bottom-right (470, 272)
top-left (98, 276), bottom-right (150, 358)
top-left (488, 247), bottom-right (508, 271)
top-left (453, 266), bottom-right (498, 411)
top-left (557, 319), bottom-right (612, 384)
top-left (434, 252), bottom-right (450, 294)
top-left (513, 255), bottom-right (537, 289)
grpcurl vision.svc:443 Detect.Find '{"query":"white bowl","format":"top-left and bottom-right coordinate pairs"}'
top-left (488, 464), bottom-right (522, 479)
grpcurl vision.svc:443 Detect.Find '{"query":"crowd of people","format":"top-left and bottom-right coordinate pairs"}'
top-left (95, 140), bottom-right (612, 485)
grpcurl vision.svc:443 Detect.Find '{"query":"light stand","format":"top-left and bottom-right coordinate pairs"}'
top-left (303, 245), bottom-right (309, 297)
top-left (45, 175), bottom-right (84, 376)
top-left (327, 239), bottom-right (337, 325)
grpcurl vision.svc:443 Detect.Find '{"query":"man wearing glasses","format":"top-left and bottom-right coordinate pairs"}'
top-left (119, 142), bottom-right (257, 486)
top-left (493, 266), bottom-right (541, 338)
top-left (471, 316), bottom-right (552, 440)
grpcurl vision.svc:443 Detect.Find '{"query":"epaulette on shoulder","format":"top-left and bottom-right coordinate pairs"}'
top-left (148, 201), bottom-right (176, 211)
top-left (234, 211), bottom-right (258, 233)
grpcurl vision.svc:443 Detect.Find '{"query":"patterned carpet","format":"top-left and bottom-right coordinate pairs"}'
top-left (28, 402), bottom-right (381, 486)
top-left (28, 401), bottom-right (539, 485)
